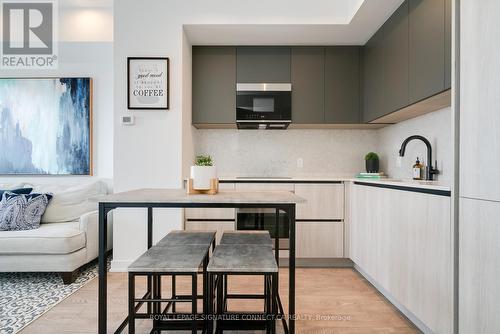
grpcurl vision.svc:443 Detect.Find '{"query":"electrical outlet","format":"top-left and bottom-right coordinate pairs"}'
top-left (297, 158), bottom-right (303, 168)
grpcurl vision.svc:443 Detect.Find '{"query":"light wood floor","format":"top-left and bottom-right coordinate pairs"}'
top-left (20, 268), bottom-right (420, 334)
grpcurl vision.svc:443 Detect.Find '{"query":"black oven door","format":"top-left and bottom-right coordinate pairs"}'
top-left (236, 91), bottom-right (291, 122)
top-left (236, 208), bottom-right (289, 250)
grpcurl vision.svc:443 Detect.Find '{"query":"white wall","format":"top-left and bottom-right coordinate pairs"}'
top-left (378, 107), bottom-right (452, 183)
top-left (0, 5), bottom-right (114, 187)
top-left (194, 129), bottom-right (379, 177)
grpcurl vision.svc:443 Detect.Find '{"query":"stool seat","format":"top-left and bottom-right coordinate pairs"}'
top-left (128, 244), bottom-right (209, 273)
top-left (157, 230), bottom-right (216, 247)
top-left (207, 244), bottom-right (278, 273)
top-left (220, 230), bottom-right (273, 246)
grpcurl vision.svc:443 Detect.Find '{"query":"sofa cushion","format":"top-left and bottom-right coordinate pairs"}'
top-left (39, 181), bottom-right (108, 223)
top-left (0, 192), bottom-right (53, 231)
top-left (0, 221), bottom-right (85, 254)
top-left (0, 187), bottom-right (33, 199)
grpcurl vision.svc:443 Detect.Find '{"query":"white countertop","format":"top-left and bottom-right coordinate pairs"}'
top-left (217, 176), bottom-right (451, 192)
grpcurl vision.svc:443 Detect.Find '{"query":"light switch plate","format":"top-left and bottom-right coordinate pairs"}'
top-left (121, 115), bottom-right (135, 125)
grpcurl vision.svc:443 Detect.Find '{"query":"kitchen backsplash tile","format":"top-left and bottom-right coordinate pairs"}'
top-left (194, 129), bottom-right (379, 177)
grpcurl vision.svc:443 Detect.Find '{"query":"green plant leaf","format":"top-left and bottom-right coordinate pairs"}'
top-left (195, 155), bottom-right (213, 166)
top-left (364, 152), bottom-right (379, 161)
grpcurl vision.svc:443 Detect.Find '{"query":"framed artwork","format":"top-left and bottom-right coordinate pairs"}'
top-left (0, 78), bottom-right (92, 175)
top-left (127, 57), bottom-right (169, 110)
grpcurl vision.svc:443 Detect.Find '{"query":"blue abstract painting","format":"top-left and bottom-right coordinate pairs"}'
top-left (0, 78), bottom-right (92, 175)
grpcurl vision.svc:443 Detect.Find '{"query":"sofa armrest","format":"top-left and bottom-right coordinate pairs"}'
top-left (79, 211), bottom-right (113, 263)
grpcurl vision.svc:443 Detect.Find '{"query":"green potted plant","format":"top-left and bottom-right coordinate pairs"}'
top-left (190, 155), bottom-right (217, 190)
top-left (365, 152), bottom-right (380, 173)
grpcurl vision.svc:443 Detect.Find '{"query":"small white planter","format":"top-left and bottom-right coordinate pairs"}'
top-left (190, 165), bottom-right (217, 190)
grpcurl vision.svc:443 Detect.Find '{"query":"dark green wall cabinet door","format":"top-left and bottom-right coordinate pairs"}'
top-left (362, 29), bottom-right (385, 123)
top-left (409, 0), bottom-right (445, 103)
top-left (444, 0), bottom-right (452, 90)
top-left (382, 1), bottom-right (409, 113)
top-left (192, 46), bottom-right (236, 124)
top-left (237, 47), bottom-right (291, 83)
top-left (291, 47), bottom-right (325, 124)
top-left (325, 47), bottom-right (360, 123)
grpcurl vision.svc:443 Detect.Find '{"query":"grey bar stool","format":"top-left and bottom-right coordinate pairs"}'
top-left (207, 244), bottom-right (279, 333)
top-left (126, 231), bottom-right (215, 334)
top-left (157, 230), bottom-right (216, 314)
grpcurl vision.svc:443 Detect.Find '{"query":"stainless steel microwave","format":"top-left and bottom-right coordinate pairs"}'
top-left (236, 83), bottom-right (292, 129)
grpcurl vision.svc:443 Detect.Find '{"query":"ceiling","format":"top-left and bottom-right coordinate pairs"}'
top-left (184, 0), bottom-right (404, 46)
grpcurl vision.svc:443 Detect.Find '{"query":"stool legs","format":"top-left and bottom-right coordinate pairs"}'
top-left (171, 275), bottom-right (176, 313)
top-left (128, 273), bottom-right (135, 334)
top-left (272, 273), bottom-right (278, 334)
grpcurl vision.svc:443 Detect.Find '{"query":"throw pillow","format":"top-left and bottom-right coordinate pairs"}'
top-left (0, 192), bottom-right (53, 231)
top-left (0, 187), bottom-right (33, 200)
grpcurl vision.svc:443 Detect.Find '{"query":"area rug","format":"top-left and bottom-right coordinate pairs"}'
top-left (0, 257), bottom-right (110, 334)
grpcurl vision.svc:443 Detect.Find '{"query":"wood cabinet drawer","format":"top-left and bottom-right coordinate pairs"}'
top-left (185, 183), bottom-right (235, 219)
top-left (185, 221), bottom-right (235, 243)
top-left (235, 183), bottom-right (295, 192)
top-left (296, 221), bottom-right (344, 258)
top-left (295, 183), bottom-right (344, 220)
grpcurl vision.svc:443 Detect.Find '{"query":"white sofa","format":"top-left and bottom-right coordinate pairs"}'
top-left (0, 180), bottom-right (113, 284)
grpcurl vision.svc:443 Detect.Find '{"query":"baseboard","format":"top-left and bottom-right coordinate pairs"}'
top-left (354, 264), bottom-right (432, 334)
top-left (110, 259), bottom-right (133, 272)
top-left (279, 258), bottom-right (354, 268)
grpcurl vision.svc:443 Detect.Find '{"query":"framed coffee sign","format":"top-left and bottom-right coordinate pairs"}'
top-left (127, 57), bottom-right (169, 110)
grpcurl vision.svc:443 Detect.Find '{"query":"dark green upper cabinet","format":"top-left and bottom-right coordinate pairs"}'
top-left (383, 1), bottom-right (409, 113)
top-left (325, 47), bottom-right (360, 123)
top-left (192, 46), bottom-right (236, 125)
top-left (362, 29), bottom-right (385, 123)
top-left (236, 47), bottom-right (291, 83)
top-left (444, 0), bottom-right (452, 89)
top-left (409, 0), bottom-right (445, 103)
top-left (291, 47), bottom-right (325, 124)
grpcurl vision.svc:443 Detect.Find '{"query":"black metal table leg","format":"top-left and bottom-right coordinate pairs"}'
top-left (288, 204), bottom-right (296, 334)
top-left (192, 273), bottom-right (198, 334)
top-left (147, 207), bottom-right (153, 315)
top-left (275, 208), bottom-right (280, 264)
top-left (98, 203), bottom-right (108, 334)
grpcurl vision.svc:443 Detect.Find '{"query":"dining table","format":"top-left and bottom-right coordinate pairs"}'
top-left (96, 188), bottom-right (305, 334)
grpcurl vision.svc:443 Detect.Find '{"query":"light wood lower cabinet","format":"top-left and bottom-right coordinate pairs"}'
top-left (295, 183), bottom-right (344, 220)
top-left (459, 197), bottom-right (500, 333)
top-left (296, 221), bottom-right (343, 258)
top-left (350, 184), bottom-right (452, 334)
top-left (184, 221), bottom-right (235, 243)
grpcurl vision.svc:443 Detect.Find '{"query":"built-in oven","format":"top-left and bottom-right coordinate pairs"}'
top-left (236, 208), bottom-right (290, 250)
top-left (236, 83), bottom-right (292, 130)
